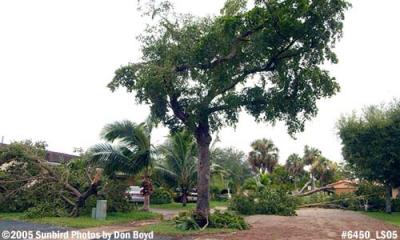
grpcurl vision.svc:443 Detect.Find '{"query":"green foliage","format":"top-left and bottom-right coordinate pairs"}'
top-left (337, 101), bottom-right (400, 186)
top-left (90, 120), bottom-right (153, 176)
top-left (329, 193), bottom-right (361, 210)
top-left (26, 202), bottom-right (69, 218)
top-left (210, 147), bottom-right (252, 193)
top-left (155, 131), bottom-right (197, 200)
top-left (110, 0), bottom-right (350, 217)
top-left (0, 142), bottom-right (67, 213)
top-left (230, 189), bottom-right (297, 216)
top-left (110, 0), bottom-right (350, 135)
top-left (150, 188), bottom-right (173, 204)
top-left (174, 211), bottom-right (200, 230)
top-left (356, 182), bottom-right (385, 211)
top-left (174, 210), bottom-right (248, 231)
top-left (392, 199), bottom-right (400, 212)
top-left (209, 210), bottom-right (249, 230)
top-left (247, 139), bottom-right (279, 173)
top-left (103, 180), bottom-right (134, 212)
top-left (337, 100), bottom-right (400, 212)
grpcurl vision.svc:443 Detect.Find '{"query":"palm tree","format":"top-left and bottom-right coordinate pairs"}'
top-left (311, 157), bottom-right (338, 186)
top-left (247, 139), bottom-right (279, 173)
top-left (303, 145), bottom-right (321, 189)
top-left (89, 120), bottom-right (153, 211)
top-left (285, 153), bottom-right (305, 190)
top-left (156, 131), bottom-right (197, 206)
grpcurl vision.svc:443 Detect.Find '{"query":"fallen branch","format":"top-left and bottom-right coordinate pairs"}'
top-left (294, 185), bottom-right (334, 197)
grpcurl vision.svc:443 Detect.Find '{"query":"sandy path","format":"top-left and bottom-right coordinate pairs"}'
top-left (198, 208), bottom-right (400, 240)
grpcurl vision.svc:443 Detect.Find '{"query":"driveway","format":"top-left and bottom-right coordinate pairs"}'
top-left (201, 208), bottom-right (400, 240)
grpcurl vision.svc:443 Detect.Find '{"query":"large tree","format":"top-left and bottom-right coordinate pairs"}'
top-left (337, 101), bottom-right (400, 213)
top-left (109, 0), bottom-right (350, 220)
top-left (90, 120), bottom-right (154, 211)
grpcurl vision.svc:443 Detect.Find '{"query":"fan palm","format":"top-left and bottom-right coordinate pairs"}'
top-left (285, 153), bottom-right (305, 190)
top-left (89, 120), bottom-right (153, 211)
top-left (247, 139), bottom-right (279, 173)
top-left (303, 145), bottom-right (321, 189)
top-left (156, 131), bottom-right (197, 206)
top-left (311, 157), bottom-right (338, 186)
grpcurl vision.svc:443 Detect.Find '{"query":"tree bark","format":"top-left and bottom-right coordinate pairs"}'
top-left (294, 185), bottom-right (333, 197)
top-left (71, 182), bottom-right (99, 217)
top-left (385, 182), bottom-right (392, 214)
top-left (182, 192), bottom-right (188, 207)
top-left (195, 122), bottom-right (212, 223)
top-left (143, 194), bottom-right (150, 211)
top-left (141, 173), bottom-right (153, 212)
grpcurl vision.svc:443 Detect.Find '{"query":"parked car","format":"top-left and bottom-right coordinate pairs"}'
top-left (174, 189), bottom-right (198, 203)
top-left (126, 186), bottom-right (144, 202)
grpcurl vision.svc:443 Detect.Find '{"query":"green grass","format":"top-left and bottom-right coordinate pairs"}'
top-left (0, 211), bottom-right (160, 228)
top-left (365, 212), bottom-right (400, 226)
top-left (151, 200), bottom-right (228, 210)
top-left (138, 221), bottom-right (235, 236)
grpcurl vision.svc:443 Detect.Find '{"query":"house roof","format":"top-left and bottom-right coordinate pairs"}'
top-left (45, 151), bottom-right (77, 163)
top-left (328, 179), bottom-right (358, 189)
top-left (0, 143), bottom-right (77, 163)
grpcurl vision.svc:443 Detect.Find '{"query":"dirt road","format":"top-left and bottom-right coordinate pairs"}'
top-left (200, 208), bottom-right (400, 240)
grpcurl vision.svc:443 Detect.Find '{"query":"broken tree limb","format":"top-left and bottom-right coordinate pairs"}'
top-left (298, 180), bottom-right (312, 193)
top-left (294, 185), bottom-right (334, 197)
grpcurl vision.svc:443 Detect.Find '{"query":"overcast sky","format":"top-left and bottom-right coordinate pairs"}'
top-left (0, 0), bottom-right (399, 163)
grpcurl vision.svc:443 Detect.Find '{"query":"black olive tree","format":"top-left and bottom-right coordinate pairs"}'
top-left (109, 0), bottom-right (350, 220)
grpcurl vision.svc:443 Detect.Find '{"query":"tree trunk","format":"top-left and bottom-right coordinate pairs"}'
top-left (71, 183), bottom-right (99, 217)
top-left (182, 192), bottom-right (188, 207)
top-left (70, 168), bottom-right (103, 217)
top-left (311, 173), bottom-right (316, 190)
top-left (195, 123), bottom-right (212, 223)
top-left (143, 194), bottom-right (150, 211)
top-left (385, 182), bottom-right (392, 214)
top-left (294, 185), bottom-right (333, 197)
top-left (141, 173), bottom-right (153, 212)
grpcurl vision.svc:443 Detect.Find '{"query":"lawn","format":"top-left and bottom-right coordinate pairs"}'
top-left (0, 211), bottom-right (160, 228)
top-left (138, 221), bottom-right (235, 236)
top-left (151, 200), bottom-right (228, 210)
top-left (365, 212), bottom-right (400, 226)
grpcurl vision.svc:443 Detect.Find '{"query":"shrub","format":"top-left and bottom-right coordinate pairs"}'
top-left (229, 194), bottom-right (255, 215)
top-left (329, 193), bottom-right (361, 210)
top-left (104, 180), bottom-right (134, 212)
top-left (230, 189), bottom-right (297, 216)
top-left (26, 202), bottom-right (68, 218)
top-left (150, 187), bottom-right (173, 204)
top-left (355, 182), bottom-right (385, 211)
top-left (174, 210), bottom-right (248, 230)
top-left (209, 210), bottom-right (249, 230)
top-left (392, 199), bottom-right (400, 212)
top-left (174, 211), bottom-right (200, 230)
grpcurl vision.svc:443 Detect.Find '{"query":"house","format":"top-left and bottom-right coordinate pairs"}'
top-left (0, 143), bottom-right (77, 164)
top-left (327, 180), bottom-right (358, 195)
